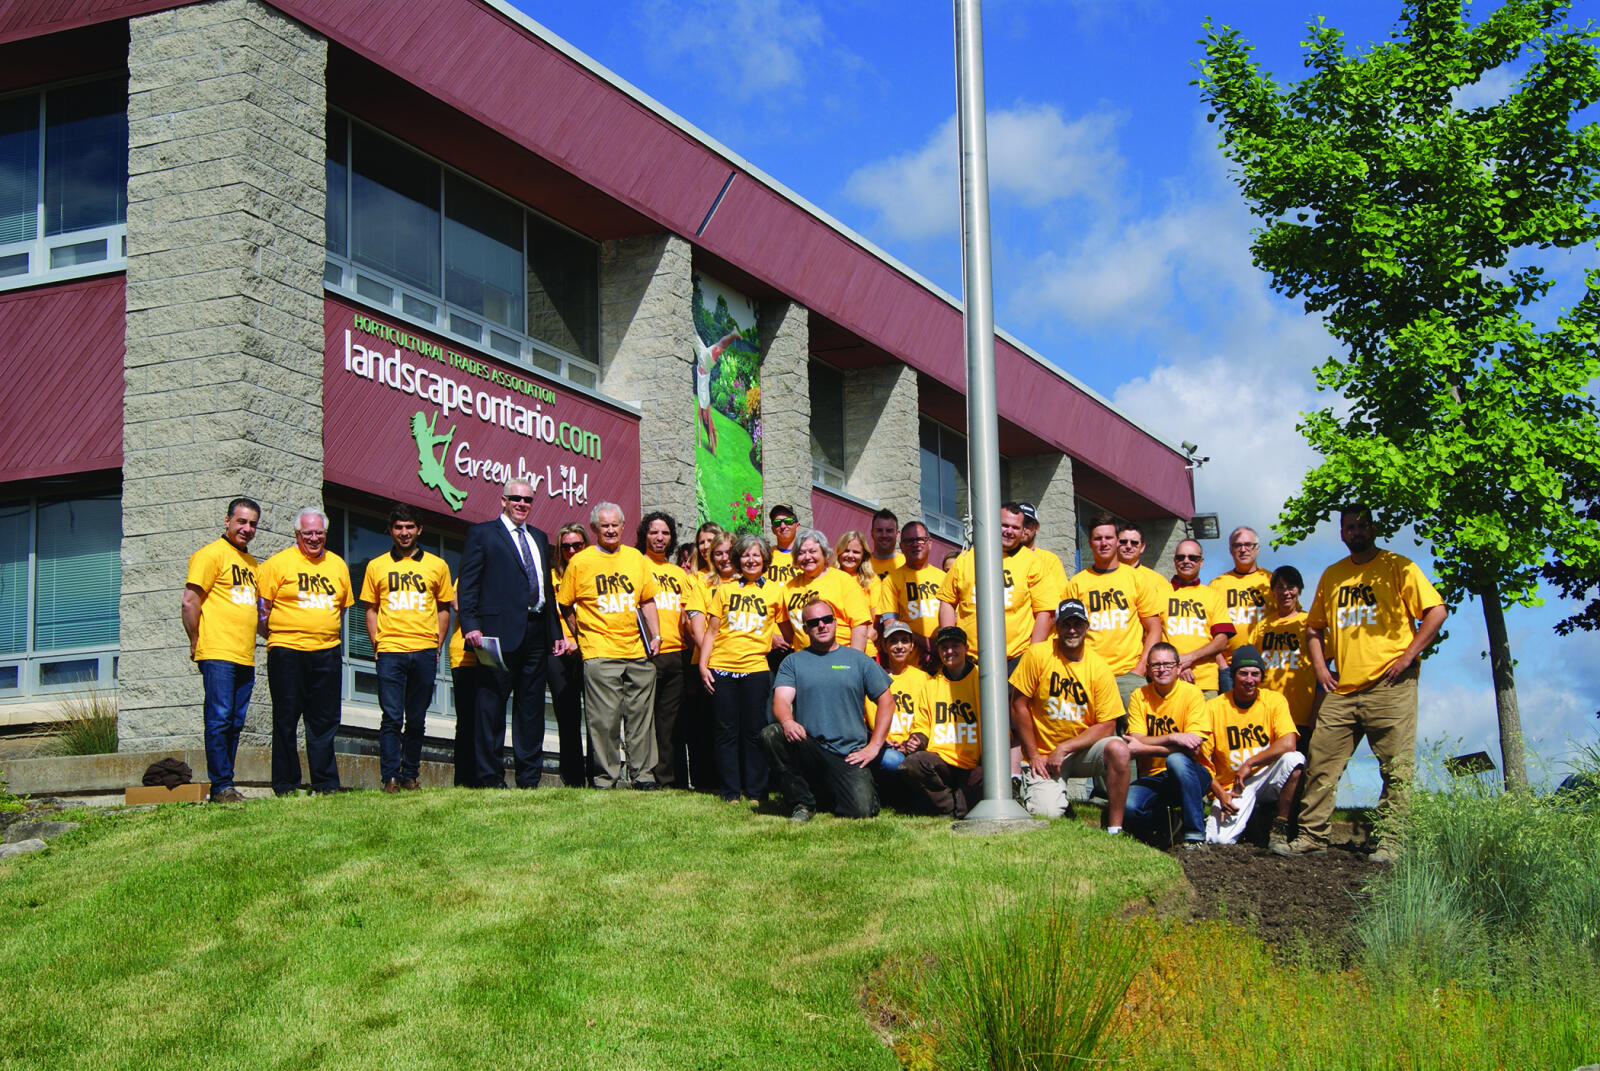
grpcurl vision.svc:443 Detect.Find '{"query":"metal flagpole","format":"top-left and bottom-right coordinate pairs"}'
top-left (953, 0), bottom-right (1031, 823)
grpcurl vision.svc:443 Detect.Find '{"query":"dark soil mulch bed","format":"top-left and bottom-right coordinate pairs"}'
top-left (1176, 842), bottom-right (1382, 960)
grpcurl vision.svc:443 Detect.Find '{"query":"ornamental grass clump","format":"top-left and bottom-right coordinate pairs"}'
top-left (49, 690), bottom-right (118, 756)
top-left (925, 882), bottom-right (1147, 1071)
top-left (1356, 747), bottom-right (1600, 991)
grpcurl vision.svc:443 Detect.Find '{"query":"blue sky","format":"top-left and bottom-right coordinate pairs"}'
top-left (512, 0), bottom-right (1600, 798)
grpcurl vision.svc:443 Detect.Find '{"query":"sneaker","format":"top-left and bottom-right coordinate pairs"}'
top-left (789, 806), bottom-right (815, 824)
top-left (1268, 820), bottom-right (1291, 854)
top-left (382, 779), bottom-right (402, 795)
top-left (1271, 835), bottom-right (1327, 857)
top-left (1182, 838), bottom-right (1207, 852)
top-left (211, 787), bottom-right (245, 803)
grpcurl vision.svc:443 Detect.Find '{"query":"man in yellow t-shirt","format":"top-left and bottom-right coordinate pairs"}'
top-left (639, 510), bottom-right (707, 789)
top-left (1284, 507), bottom-right (1447, 859)
top-left (936, 503), bottom-right (1054, 666)
top-left (182, 496), bottom-right (261, 803)
top-left (256, 506), bottom-right (353, 796)
top-left (1160, 540), bottom-right (1235, 698)
top-left (1199, 645), bottom-right (1303, 848)
top-left (1115, 522), bottom-right (1168, 608)
top-left (1009, 599), bottom-right (1129, 828)
top-left (765, 504), bottom-right (800, 584)
top-left (868, 508), bottom-right (906, 579)
top-left (1017, 502), bottom-right (1069, 605)
top-left (900, 626), bottom-right (984, 817)
top-left (1207, 526), bottom-right (1272, 686)
top-left (557, 502), bottom-right (661, 789)
top-left (882, 521), bottom-right (946, 663)
top-left (1250, 565), bottom-right (1321, 737)
top-left (1123, 642), bottom-right (1209, 846)
top-left (1060, 511), bottom-right (1162, 710)
top-left (360, 503), bottom-right (453, 793)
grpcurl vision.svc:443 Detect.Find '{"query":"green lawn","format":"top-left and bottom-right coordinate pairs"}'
top-left (0, 790), bottom-right (1178, 1070)
top-left (697, 407), bottom-right (763, 531)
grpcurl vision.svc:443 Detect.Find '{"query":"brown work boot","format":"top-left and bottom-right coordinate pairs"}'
top-left (383, 778), bottom-right (402, 794)
top-left (211, 787), bottom-right (245, 803)
top-left (1267, 819), bottom-right (1291, 854)
top-left (400, 779), bottom-right (421, 791)
top-left (1272, 834), bottom-right (1327, 857)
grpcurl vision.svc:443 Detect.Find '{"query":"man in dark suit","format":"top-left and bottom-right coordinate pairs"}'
top-left (457, 478), bottom-right (571, 787)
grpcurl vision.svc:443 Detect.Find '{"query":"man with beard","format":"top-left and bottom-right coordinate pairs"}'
top-left (1279, 507), bottom-right (1446, 861)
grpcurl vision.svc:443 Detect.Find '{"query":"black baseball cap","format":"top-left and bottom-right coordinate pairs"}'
top-left (934, 625), bottom-right (969, 647)
top-left (1018, 502), bottom-right (1040, 525)
top-left (1056, 598), bottom-right (1089, 623)
top-left (769, 504), bottom-right (798, 523)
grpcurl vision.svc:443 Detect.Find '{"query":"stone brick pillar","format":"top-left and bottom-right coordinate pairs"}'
top-left (598, 233), bottom-right (696, 527)
top-left (842, 363), bottom-right (919, 525)
top-left (758, 300), bottom-right (810, 526)
top-left (1139, 516), bottom-right (1189, 575)
top-left (118, 0), bottom-right (328, 752)
top-left (1010, 453), bottom-right (1078, 572)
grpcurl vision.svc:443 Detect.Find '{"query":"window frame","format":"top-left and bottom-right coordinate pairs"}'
top-left (324, 113), bottom-right (602, 391)
top-left (0, 76), bottom-right (129, 294)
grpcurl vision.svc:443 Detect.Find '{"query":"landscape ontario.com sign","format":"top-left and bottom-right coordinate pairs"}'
top-left (322, 297), bottom-right (641, 530)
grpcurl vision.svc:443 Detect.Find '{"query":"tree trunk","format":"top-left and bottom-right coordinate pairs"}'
top-left (1478, 587), bottom-right (1528, 792)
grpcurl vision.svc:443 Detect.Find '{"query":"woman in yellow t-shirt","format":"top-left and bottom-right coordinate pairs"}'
top-left (780, 529), bottom-right (871, 652)
top-left (691, 522), bottom-right (724, 585)
top-left (831, 529), bottom-right (882, 658)
top-left (550, 522), bottom-right (590, 786)
top-left (698, 534), bottom-right (779, 802)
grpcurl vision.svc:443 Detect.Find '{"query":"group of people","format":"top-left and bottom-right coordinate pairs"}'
top-left (182, 486), bottom-right (1446, 859)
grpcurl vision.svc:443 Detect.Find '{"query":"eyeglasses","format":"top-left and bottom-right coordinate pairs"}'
top-left (1147, 661), bottom-right (1179, 671)
top-left (504, 495), bottom-right (533, 504)
top-left (1231, 541), bottom-right (1258, 550)
top-left (902, 537), bottom-right (929, 544)
top-left (1174, 553), bottom-right (1202, 562)
top-left (1118, 539), bottom-right (1142, 547)
top-left (803, 615), bottom-right (836, 628)
top-left (298, 530), bottom-right (326, 537)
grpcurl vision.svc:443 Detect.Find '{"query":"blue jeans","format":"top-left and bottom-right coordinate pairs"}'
top-left (1126, 752), bottom-right (1208, 842)
top-left (376, 650), bottom-right (437, 782)
top-left (199, 659), bottom-right (254, 791)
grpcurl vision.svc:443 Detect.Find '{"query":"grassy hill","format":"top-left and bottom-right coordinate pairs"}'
top-left (0, 790), bottom-right (1176, 1070)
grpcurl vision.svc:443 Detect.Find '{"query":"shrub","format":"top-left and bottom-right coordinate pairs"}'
top-left (49, 690), bottom-right (118, 756)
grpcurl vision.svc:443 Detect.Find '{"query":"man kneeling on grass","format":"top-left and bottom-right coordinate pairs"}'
top-left (760, 597), bottom-right (894, 822)
top-left (1200, 644), bottom-right (1304, 849)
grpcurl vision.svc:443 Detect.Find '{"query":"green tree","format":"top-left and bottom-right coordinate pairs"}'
top-left (1197, 0), bottom-right (1600, 791)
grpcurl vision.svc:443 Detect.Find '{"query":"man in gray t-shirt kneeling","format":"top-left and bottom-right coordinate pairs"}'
top-left (760, 596), bottom-right (894, 822)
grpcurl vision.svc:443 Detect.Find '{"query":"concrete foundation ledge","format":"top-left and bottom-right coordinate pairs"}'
top-left (1, 749), bottom-right (454, 797)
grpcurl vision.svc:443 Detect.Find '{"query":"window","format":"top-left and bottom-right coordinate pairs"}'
top-left (0, 77), bottom-right (127, 290)
top-left (809, 361), bottom-right (845, 490)
top-left (920, 419), bottom-right (968, 543)
top-left (325, 114), bottom-right (600, 388)
top-left (0, 494), bottom-right (121, 697)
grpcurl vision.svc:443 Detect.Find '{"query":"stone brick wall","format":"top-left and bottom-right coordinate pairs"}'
top-left (842, 363), bottom-right (920, 525)
top-left (1139, 516), bottom-right (1189, 576)
top-left (758, 300), bottom-right (810, 527)
top-left (1010, 453), bottom-right (1078, 571)
top-left (119, 0), bottom-right (328, 751)
top-left (598, 233), bottom-right (696, 528)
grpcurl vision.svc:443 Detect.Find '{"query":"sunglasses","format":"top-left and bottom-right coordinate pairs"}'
top-left (1118, 538), bottom-right (1142, 546)
top-left (1175, 553), bottom-right (1202, 562)
top-left (803, 614), bottom-right (836, 628)
top-left (504, 494), bottom-right (533, 504)
top-left (560, 541), bottom-right (585, 551)
top-left (773, 518), bottom-right (798, 527)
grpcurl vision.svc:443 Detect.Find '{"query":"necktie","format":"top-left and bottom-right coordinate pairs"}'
top-left (515, 527), bottom-right (541, 611)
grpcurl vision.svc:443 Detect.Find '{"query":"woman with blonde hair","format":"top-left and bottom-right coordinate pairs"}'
top-left (780, 528), bottom-right (870, 653)
top-left (691, 521), bottom-right (724, 582)
top-left (698, 533), bottom-right (781, 801)
top-left (831, 529), bottom-right (884, 658)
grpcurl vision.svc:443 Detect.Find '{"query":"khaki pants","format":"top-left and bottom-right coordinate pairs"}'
top-left (583, 657), bottom-right (658, 788)
top-left (1297, 671), bottom-right (1417, 845)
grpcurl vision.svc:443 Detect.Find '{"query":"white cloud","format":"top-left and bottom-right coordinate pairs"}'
top-left (1450, 65), bottom-right (1517, 109)
top-left (843, 104), bottom-right (1124, 241)
top-left (638, 0), bottom-right (826, 101)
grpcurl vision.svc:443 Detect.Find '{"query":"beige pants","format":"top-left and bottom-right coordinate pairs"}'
top-left (583, 657), bottom-right (658, 788)
top-left (1297, 671), bottom-right (1417, 845)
